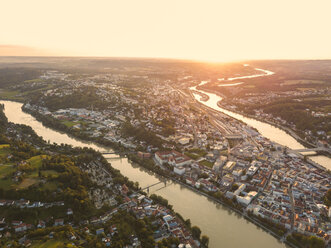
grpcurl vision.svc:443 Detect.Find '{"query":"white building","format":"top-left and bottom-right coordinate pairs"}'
top-left (178, 137), bottom-right (190, 145)
top-left (155, 150), bottom-right (191, 167)
top-left (237, 191), bottom-right (258, 205)
top-left (247, 164), bottom-right (259, 176)
top-left (174, 166), bottom-right (186, 175)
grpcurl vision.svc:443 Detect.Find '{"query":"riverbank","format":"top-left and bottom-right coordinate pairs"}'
top-left (172, 179), bottom-right (296, 248)
top-left (128, 156), bottom-right (297, 248)
top-left (6, 99), bottom-right (318, 248)
top-left (0, 101), bottom-right (209, 248)
top-left (19, 102), bottom-right (298, 248)
top-left (197, 85), bottom-right (314, 149)
top-left (201, 87), bottom-right (330, 159)
top-left (216, 101), bottom-right (316, 149)
top-left (215, 101), bottom-right (330, 171)
top-left (190, 85), bottom-right (331, 170)
top-left (1, 99), bottom-right (296, 248)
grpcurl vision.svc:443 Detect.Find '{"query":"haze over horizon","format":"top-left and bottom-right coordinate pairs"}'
top-left (1, 0), bottom-right (331, 62)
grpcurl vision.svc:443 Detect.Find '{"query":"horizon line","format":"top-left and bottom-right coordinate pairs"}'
top-left (1, 55), bottom-right (331, 64)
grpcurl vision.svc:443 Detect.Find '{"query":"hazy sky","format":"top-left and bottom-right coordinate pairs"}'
top-left (1, 0), bottom-right (331, 61)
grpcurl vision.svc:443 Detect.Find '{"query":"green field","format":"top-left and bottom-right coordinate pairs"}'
top-left (42, 169), bottom-right (60, 178)
top-left (0, 177), bottom-right (13, 190)
top-left (31, 239), bottom-right (72, 248)
top-left (0, 163), bottom-right (15, 190)
top-left (0, 83), bottom-right (54, 101)
top-left (0, 89), bottom-right (23, 100)
top-left (27, 155), bottom-right (48, 178)
top-left (189, 148), bottom-right (207, 156)
top-left (0, 164), bottom-right (15, 176)
top-left (0, 144), bottom-right (15, 189)
top-left (61, 120), bottom-right (78, 128)
top-left (60, 120), bottom-right (85, 128)
top-left (17, 177), bottom-right (38, 189)
top-left (0, 144), bottom-right (10, 149)
top-left (41, 181), bottom-right (58, 191)
top-left (185, 148), bottom-right (208, 160)
top-left (0, 155), bottom-right (48, 190)
top-left (20, 84), bottom-right (54, 97)
top-left (184, 152), bottom-right (200, 160)
top-left (0, 144), bottom-right (10, 160)
top-left (28, 155), bottom-right (48, 169)
top-left (199, 159), bottom-right (214, 168)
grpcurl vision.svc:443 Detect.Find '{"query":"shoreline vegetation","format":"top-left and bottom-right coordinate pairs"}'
top-left (193, 87), bottom-right (330, 162)
top-left (0, 103), bottom-right (209, 248)
top-left (20, 103), bottom-right (309, 248)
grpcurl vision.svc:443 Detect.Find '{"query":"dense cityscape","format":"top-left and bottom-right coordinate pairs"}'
top-left (1, 0), bottom-right (331, 247)
top-left (0, 57), bottom-right (329, 247)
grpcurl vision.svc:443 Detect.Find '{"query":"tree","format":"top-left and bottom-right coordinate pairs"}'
top-left (231, 183), bottom-right (239, 191)
top-left (199, 173), bottom-right (209, 179)
top-left (283, 147), bottom-right (288, 155)
top-left (191, 226), bottom-right (201, 239)
top-left (324, 189), bottom-right (331, 207)
top-left (184, 219), bottom-right (191, 228)
top-left (303, 155), bottom-right (307, 162)
top-left (201, 235), bottom-right (209, 247)
top-left (307, 236), bottom-right (324, 248)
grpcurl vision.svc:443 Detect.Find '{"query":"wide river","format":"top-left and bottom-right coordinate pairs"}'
top-left (0, 100), bottom-right (287, 248)
top-left (191, 68), bottom-right (331, 170)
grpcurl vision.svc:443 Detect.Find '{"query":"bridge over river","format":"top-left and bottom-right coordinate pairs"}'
top-left (292, 147), bottom-right (331, 155)
top-left (101, 151), bottom-right (136, 155)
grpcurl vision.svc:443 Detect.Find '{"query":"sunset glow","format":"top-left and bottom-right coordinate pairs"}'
top-left (1, 0), bottom-right (331, 61)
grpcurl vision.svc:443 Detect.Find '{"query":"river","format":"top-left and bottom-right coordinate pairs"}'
top-left (0, 100), bottom-right (287, 248)
top-left (190, 68), bottom-right (331, 170)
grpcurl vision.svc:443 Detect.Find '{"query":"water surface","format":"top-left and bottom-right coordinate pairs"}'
top-left (0, 100), bottom-right (286, 248)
